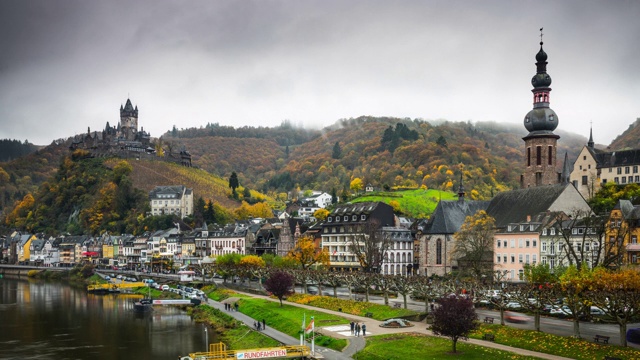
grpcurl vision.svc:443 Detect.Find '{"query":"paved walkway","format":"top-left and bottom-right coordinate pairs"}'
top-left (203, 285), bottom-right (575, 360)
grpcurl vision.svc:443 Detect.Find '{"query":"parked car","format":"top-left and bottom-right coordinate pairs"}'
top-left (627, 328), bottom-right (640, 344)
top-left (506, 301), bottom-right (522, 310)
top-left (550, 305), bottom-right (572, 317)
top-left (161, 285), bottom-right (169, 291)
top-left (104, 276), bottom-right (111, 281)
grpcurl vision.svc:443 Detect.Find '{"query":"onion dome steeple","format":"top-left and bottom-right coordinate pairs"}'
top-left (524, 28), bottom-right (558, 137)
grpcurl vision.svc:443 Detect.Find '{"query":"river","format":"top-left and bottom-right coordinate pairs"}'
top-left (0, 276), bottom-right (209, 359)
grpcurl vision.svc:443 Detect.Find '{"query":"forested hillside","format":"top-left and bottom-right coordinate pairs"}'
top-left (0, 139), bottom-right (40, 162)
top-left (608, 118), bottom-right (640, 150)
top-left (164, 117), bottom-right (587, 201)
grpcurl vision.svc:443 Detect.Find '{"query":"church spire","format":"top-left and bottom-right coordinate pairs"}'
top-left (588, 124), bottom-right (595, 149)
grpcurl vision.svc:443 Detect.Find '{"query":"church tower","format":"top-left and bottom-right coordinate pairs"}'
top-left (119, 98), bottom-right (139, 141)
top-left (521, 30), bottom-right (560, 188)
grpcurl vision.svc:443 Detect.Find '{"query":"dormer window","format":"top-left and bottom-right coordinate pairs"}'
top-left (361, 215), bottom-right (366, 220)
top-left (352, 215), bottom-right (357, 221)
top-left (328, 217), bottom-right (332, 222)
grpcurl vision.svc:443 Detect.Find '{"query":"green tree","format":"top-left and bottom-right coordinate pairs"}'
top-left (332, 141), bottom-right (342, 159)
top-left (228, 172), bottom-right (239, 192)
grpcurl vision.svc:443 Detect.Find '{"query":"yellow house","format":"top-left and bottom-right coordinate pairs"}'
top-left (17, 234), bottom-right (36, 263)
top-left (102, 243), bottom-right (114, 259)
top-left (606, 200), bottom-right (640, 267)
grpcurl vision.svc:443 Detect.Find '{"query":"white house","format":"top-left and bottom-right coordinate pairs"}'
top-left (149, 185), bottom-right (194, 218)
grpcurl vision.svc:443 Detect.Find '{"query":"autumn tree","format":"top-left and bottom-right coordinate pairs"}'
top-left (350, 177), bottom-right (363, 194)
top-left (372, 274), bottom-right (394, 305)
top-left (452, 210), bottom-right (496, 280)
top-left (588, 267), bottom-right (640, 347)
top-left (239, 255), bottom-right (266, 288)
top-left (348, 219), bottom-right (391, 273)
top-left (313, 208), bottom-right (329, 221)
top-left (431, 295), bottom-right (478, 353)
top-left (392, 274), bottom-right (413, 309)
top-left (286, 236), bottom-right (330, 271)
top-left (264, 270), bottom-right (295, 306)
top-left (556, 265), bottom-right (594, 338)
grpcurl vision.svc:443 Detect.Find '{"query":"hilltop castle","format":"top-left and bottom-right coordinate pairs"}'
top-left (70, 98), bottom-right (191, 166)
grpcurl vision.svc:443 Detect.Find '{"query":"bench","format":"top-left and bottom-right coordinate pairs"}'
top-left (394, 303), bottom-right (401, 308)
top-left (593, 334), bottom-right (610, 344)
top-left (483, 317), bottom-right (494, 324)
top-left (482, 333), bottom-right (495, 341)
top-left (365, 312), bottom-right (374, 318)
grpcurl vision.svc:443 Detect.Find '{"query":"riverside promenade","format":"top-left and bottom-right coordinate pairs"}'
top-left (201, 287), bottom-right (574, 360)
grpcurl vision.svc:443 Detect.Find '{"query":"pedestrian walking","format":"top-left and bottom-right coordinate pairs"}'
top-left (355, 323), bottom-right (361, 337)
top-left (257, 322), bottom-right (262, 331)
top-left (362, 324), bottom-right (366, 336)
top-left (234, 303), bottom-right (239, 312)
top-left (254, 321), bottom-right (258, 330)
top-left (262, 319), bottom-right (266, 330)
top-left (350, 321), bottom-right (355, 335)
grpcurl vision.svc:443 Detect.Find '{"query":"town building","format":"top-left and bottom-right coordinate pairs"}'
top-left (381, 226), bottom-right (414, 275)
top-left (320, 202), bottom-right (395, 272)
top-left (149, 185), bottom-right (194, 218)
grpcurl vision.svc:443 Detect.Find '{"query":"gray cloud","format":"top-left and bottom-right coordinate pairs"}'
top-left (0, 0), bottom-right (638, 146)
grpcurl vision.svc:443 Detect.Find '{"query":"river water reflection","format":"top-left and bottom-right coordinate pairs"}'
top-left (0, 277), bottom-right (208, 359)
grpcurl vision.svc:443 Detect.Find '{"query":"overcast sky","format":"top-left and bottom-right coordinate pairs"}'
top-left (1, 0), bottom-right (638, 146)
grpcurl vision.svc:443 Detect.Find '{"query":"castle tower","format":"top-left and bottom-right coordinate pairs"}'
top-left (119, 98), bottom-right (139, 141)
top-left (521, 30), bottom-right (560, 188)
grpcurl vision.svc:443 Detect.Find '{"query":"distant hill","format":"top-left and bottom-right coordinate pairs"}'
top-left (164, 117), bottom-right (587, 202)
top-left (608, 118), bottom-right (640, 151)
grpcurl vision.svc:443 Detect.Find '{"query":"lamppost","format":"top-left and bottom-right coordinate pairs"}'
top-left (204, 326), bottom-right (208, 352)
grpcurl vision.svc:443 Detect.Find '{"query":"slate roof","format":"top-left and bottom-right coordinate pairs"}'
top-left (331, 202), bottom-right (386, 215)
top-left (596, 149), bottom-right (640, 168)
top-left (486, 184), bottom-right (570, 228)
top-left (149, 185), bottom-right (190, 199)
top-left (423, 200), bottom-right (490, 235)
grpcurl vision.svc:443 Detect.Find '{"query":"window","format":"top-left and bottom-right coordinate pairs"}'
top-left (632, 236), bottom-right (638, 244)
top-left (503, 255), bottom-right (507, 263)
top-left (533, 240), bottom-right (537, 247)
top-left (518, 239), bottom-right (523, 248)
top-left (497, 240), bottom-right (501, 248)
top-left (541, 256), bottom-right (547, 264)
top-left (618, 167), bottom-right (622, 175)
top-left (503, 240), bottom-right (507, 247)
top-left (328, 217), bottom-right (332, 222)
top-left (548, 146), bottom-right (553, 165)
top-left (542, 242), bottom-right (547, 252)
top-left (550, 228), bottom-right (556, 235)
top-left (510, 240), bottom-right (515, 248)
top-left (626, 167), bottom-right (631, 174)
top-left (630, 176), bottom-right (634, 184)
top-left (615, 177), bottom-right (620, 184)
top-left (511, 254), bottom-right (515, 263)
top-left (526, 240), bottom-right (530, 248)
top-left (582, 175), bottom-right (588, 185)
top-left (352, 215), bottom-right (357, 221)
top-left (518, 254), bottom-right (523, 263)
top-left (496, 254), bottom-right (501, 263)
top-left (635, 166), bottom-right (639, 173)
top-left (532, 254), bottom-right (537, 264)
top-left (583, 155), bottom-right (587, 160)
top-left (542, 228), bottom-right (547, 235)
top-left (550, 242), bottom-right (555, 255)
top-left (525, 254), bottom-right (530, 264)
top-left (436, 239), bottom-right (442, 265)
top-left (361, 215), bottom-right (366, 220)
top-left (536, 146), bottom-right (542, 166)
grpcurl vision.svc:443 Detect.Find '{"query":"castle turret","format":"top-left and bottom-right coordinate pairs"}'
top-left (521, 29), bottom-right (560, 188)
top-left (119, 98), bottom-right (139, 141)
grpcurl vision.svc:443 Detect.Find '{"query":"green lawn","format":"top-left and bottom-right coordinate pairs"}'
top-left (287, 293), bottom-right (417, 320)
top-left (470, 324), bottom-right (640, 360)
top-left (357, 333), bottom-right (543, 360)
top-left (352, 188), bottom-right (456, 217)
top-left (234, 297), bottom-right (349, 351)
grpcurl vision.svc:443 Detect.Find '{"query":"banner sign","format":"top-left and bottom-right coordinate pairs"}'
top-left (236, 348), bottom-right (287, 359)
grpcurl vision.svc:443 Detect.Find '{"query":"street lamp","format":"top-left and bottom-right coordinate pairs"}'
top-left (204, 326), bottom-right (208, 352)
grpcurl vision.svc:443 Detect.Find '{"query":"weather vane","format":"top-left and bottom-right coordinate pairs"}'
top-left (539, 27), bottom-right (544, 44)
